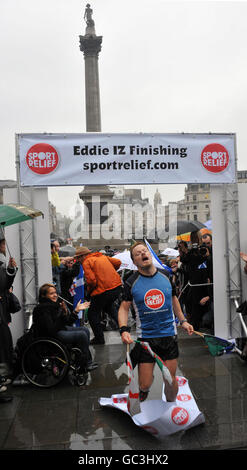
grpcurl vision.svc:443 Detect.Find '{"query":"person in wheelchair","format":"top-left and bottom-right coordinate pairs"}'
top-left (32, 284), bottom-right (98, 377)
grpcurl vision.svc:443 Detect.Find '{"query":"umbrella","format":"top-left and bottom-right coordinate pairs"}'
top-left (0, 203), bottom-right (43, 227)
top-left (59, 245), bottom-right (76, 257)
top-left (0, 203), bottom-right (43, 258)
top-left (176, 232), bottom-right (191, 242)
top-left (161, 248), bottom-right (179, 258)
top-left (113, 251), bottom-right (137, 271)
top-left (176, 220), bottom-right (205, 236)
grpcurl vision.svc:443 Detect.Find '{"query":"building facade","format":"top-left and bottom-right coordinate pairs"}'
top-left (178, 183), bottom-right (211, 223)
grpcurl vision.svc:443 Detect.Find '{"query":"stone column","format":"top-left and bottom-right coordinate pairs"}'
top-left (79, 5), bottom-right (102, 132)
top-left (79, 5), bottom-right (110, 248)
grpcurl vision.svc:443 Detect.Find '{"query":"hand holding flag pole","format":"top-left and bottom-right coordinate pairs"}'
top-left (126, 343), bottom-right (141, 416)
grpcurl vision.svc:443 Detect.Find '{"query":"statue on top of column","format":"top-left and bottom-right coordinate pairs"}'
top-left (84, 4), bottom-right (95, 27)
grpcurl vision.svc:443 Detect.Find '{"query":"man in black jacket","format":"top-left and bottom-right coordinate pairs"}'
top-left (0, 250), bottom-right (18, 402)
top-left (179, 240), bottom-right (213, 331)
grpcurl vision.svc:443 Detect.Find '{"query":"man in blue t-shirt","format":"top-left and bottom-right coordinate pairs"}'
top-left (118, 241), bottom-right (194, 403)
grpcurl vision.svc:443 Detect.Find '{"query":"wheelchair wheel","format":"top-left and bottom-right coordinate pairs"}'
top-left (22, 338), bottom-right (70, 388)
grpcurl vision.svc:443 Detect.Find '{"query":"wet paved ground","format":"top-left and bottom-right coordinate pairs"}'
top-left (1, 328), bottom-right (247, 451)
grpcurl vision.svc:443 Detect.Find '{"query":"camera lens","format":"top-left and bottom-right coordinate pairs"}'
top-left (199, 246), bottom-right (207, 255)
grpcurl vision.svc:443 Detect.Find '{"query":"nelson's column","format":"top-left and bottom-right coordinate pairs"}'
top-left (79, 4), bottom-right (114, 249)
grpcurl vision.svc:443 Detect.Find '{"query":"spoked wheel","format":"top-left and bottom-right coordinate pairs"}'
top-left (69, 347), bottom-right (88, 386)
top-left (22, 338), bottom-right (70, 388)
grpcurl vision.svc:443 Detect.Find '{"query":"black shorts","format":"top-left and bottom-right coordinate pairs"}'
top-left (130, 336), bottom-right (179, 369)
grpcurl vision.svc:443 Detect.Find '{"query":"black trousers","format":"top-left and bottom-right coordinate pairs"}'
top-left (88, 286), bottom-right (122, 341)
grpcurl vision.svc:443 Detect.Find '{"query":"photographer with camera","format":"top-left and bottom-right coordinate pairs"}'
top-left (178, 231), bottom-right (213, 332)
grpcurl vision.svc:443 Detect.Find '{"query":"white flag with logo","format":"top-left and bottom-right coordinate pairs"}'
top-left (99, 375), bottom-right (205, 439)
top-left (126, 345), bottom-right (141, 416)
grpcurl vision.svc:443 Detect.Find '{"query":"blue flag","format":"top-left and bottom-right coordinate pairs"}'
top-left (72, 264), bottom-right (85, 326)
top-left (144, 238), bottom-right (172, 274)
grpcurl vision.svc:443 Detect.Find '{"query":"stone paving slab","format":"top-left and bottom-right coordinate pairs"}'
top-left (1, 329), bottom-right (247, 451)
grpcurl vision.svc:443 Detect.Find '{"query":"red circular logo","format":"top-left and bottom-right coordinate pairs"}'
top-left (176, 377), bottom-right (187, 386)
top-left (201, 143), bottom-right (229, 173)
top-left (171, 407), bottom-right (189, 426)
top-left (177, 394), bottom-right (192, 402)
top-left (144, 289), bottom-right (165, 310)
top-left (26, 143), bottom-right (59, 175)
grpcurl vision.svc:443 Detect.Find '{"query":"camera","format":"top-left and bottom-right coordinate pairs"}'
top-left (198, 243), bottom-right (208, 256)
top-left (190, 242), bottom-right (208, 256)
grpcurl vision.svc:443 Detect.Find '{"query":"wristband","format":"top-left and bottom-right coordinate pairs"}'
top-left (119, 326), bottom-right (131, 335)
top-left (180, 319), bottom-right (187, 325)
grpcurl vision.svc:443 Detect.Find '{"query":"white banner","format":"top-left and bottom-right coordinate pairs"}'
top-left (18, 133), bottom-right (236, 186)
top-left (99, 375), bottom-right (205, 439)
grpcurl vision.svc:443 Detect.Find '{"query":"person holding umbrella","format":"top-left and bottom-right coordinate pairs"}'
top-left (0, 204), bottom-right (43, 401)
top-left (0, 234), bottom-right (18, 402)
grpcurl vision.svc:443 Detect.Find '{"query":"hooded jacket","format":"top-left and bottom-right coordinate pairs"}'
top-left (82, 252), bottom-right (122, 296)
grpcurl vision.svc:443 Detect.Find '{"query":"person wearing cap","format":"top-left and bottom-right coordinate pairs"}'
top-left (75, 247), bottom-right (122, 345)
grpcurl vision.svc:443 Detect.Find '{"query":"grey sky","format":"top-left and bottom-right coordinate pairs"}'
top-left (1, 0), bottom-right (246, 215)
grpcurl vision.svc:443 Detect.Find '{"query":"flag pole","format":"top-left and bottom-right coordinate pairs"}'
top-left (58, 295), bottom-right (73, 306)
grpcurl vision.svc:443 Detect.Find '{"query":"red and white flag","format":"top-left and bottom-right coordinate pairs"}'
top-left (138, 340), bottom-right (173, 385)
top-left (126, 345), bottom-right (141, 416)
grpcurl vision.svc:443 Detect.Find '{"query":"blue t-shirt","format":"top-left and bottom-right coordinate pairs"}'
top-left (123, 269), bottom-right (177, 338)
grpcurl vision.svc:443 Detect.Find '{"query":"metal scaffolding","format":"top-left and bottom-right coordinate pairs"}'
top-left (15, 135), bottom-right (39, 330)
top-left (223, 182), bottom-right (242, 338)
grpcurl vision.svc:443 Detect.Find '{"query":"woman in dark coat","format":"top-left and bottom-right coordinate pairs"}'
top-left (0, 255), bottom-right (18, 392)
top-left (32, 284), bottom-right (97, 374)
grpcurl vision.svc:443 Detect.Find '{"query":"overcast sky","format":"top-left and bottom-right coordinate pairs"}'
top-left (1, 0), bottom-right (246, 215)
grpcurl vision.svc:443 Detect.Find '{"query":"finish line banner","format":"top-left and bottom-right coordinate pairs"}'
top-left (18, 133), bottom-right (236, 186)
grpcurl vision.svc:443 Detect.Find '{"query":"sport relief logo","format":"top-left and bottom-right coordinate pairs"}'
top-left (177, 394), bottom-right (192, 402)
top-left (201, 143), bottom-right (229, 173)
top-left (176, 377), bottom-right (187, 387)
top-left (171, 407), bottom-right (189, 426)
top-left (26, 143), bottom-right (59, 175)
top-left (144, 289), bottom-right (165, 310)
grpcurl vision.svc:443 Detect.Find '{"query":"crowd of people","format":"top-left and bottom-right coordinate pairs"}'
top-left (164, 230), bottom-right (214, 333)
top-left (0, 227), bottom-right (246, 404)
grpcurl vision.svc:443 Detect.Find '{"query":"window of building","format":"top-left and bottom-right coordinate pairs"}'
top-left (193, 214), bottom-right (197, 221)
top-left (193, 205), bottom-right (197, 210)
top-left (193, 195), bottom-right (197, 201)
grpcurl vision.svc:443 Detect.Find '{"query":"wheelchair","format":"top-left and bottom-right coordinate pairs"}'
top-left (20, 337), bottom-right (88, 388)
